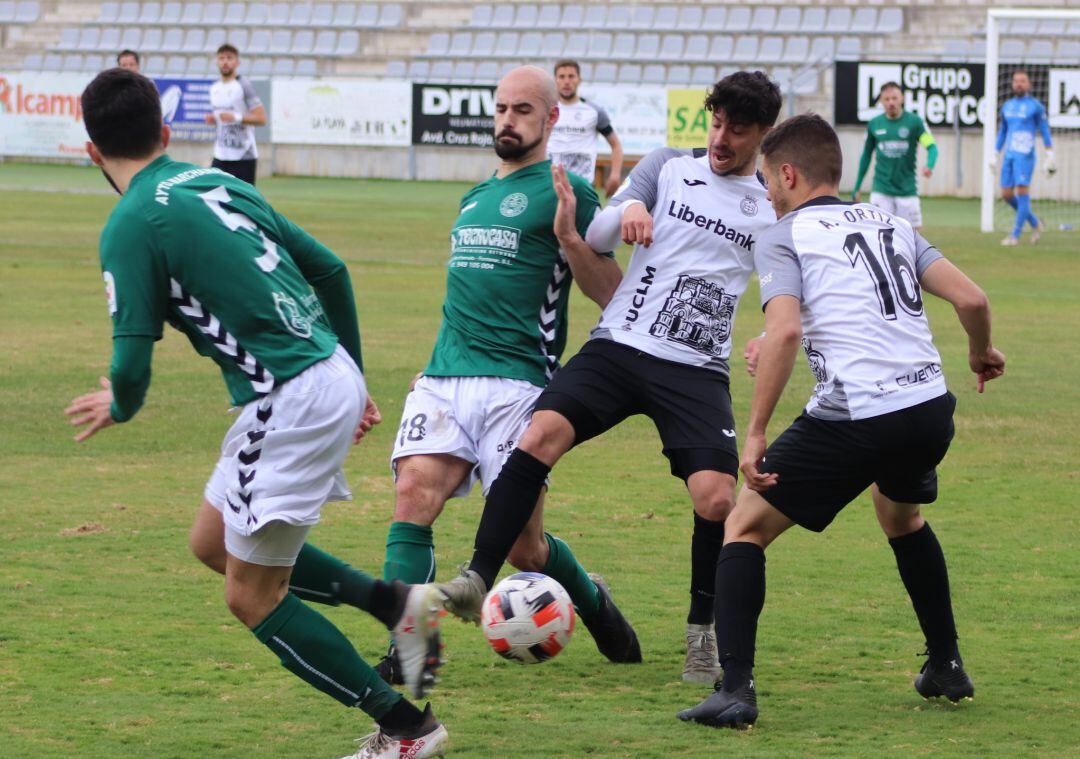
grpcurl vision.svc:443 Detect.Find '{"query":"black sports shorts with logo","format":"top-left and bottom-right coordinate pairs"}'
top-left (212, 158), bottom-right (257, 186)
top-left (759, 391), bottom-right (956, 532)
top-left (533, 338), bottom-right (738, 480)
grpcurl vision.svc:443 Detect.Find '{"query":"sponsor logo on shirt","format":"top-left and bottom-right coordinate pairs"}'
top-left (683, 178), bottom-right (707, 187)
top-left (460, 201), bottom-right (478, 214)
top-left (740, 194), bottom-right (759, 217)
top-left (802, 338), bottom-right (828, 384)
top-left (103, 271), bottom-right (117, 315)
top-left (499, 192), bottom-right (528, 217)
top-left (273, 292), bottom-right (315, 338)
top-left (622, 265), bottom-right (657, 325)
top-left (649, 274), bottom-right (736, 357)
top-left (896, 361), bottom-right (942, 387)
top-left (450, 225), bottom-right (522, 270)
top-left (667, 200), bottom-right (756, 251)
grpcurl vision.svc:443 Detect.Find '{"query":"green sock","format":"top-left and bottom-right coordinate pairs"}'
top-left (383, 522), bottom-right (436, 583)
top-left (542, 533), bottom-right (601, 619)
top-left (253, 593), bottom-right (402, 719)
top-left (289, 543), bottom-right (377, 610)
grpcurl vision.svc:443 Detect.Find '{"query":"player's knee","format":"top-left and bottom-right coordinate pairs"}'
top-left (878, 508), bottom-right (924, 539)
top-left (507, 536), bottom-right (548, 572)
top-left (694, 491), bottom-right (735, 522)
top-left (224, 584), bottom-right (279, 628)
top-left (393, 472), bottom-right (443, 525)
top-left (517, 412), bottom-right (574, 465)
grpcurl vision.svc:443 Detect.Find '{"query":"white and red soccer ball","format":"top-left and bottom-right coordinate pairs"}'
top-left (481, 572), bottom-right (575, 664)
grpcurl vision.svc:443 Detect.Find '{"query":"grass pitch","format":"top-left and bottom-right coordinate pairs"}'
top-left (1, 162), bottom-right (1077, 758)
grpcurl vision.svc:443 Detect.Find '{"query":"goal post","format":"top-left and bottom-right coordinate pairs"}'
top-left (981, 8), bottom-right (1080, 233)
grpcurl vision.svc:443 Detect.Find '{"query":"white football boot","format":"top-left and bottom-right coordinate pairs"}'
top-left (392, 584), bottom-right (445, 699)
top-left (342, 705), bottom-right (448, 759)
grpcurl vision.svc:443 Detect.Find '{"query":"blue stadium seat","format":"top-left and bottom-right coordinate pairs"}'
top-left (248, 28), bottom-right (272, 53)
top-left (850, 9), bottom-right (878, 34)
top-left (775, 8), bottom-right (801, 34)
top-left (629, 4), bottom-right (654, 30)
top-left (564, 32), bottom-right (588, 59)
top-left (809, 36), bottom-right (835, 64)
top-left (659, 33), bottom-right (683, 60)
top-left (493, 31), bottom-right (517, 58)
top-left (708, 35), bottom-right (733, 61)
top-left (78, 27), bottom-right (100, 51)
top-left (758, 36), bottom-right (784, 64)
top-left (203, 2), bottom-right (224, 25)
top-left (782, 37), bottom-right (809, 64)
top-left (160, 1), bottom-right (181, 24)
top-left (205, 27), bottom-right (226, 50)
top-left (269, 29), bottom-right (291, 54)
top-left (879, 8), bottom-right (903, 34)
top-left (515, 4), bottom-right (538, 29)
top-left (228, 28), bottom-right (250, 50)
top-left (611, 32), bottom-right (635, 59)
top-left (541, 32), bottom-right (565, 59)
top-left (310, 3), bottom-right (332, 26)
top-left (139, 2), bottom-right (161, 25)
top-left (63, 53), bottom-right (84, 70)
top-left (407, 59), bottom-right (429, 79)
top-left (377, 4), bottom-right (402, 27)
top-left (119, 27), bottom-right (142, 50)
top-left (618, 63), bottom-right (642, 85)
top-left (429, 60), bottom-right (453, 80)
top-left (165, 54), bottom-right (186, 74)
top-left (733, 35), bottom-right (759, 62)
top-left (827, 8), bottom-right (853, 34)
top-left (142, 54), bottom-right (162, 73)
top-left (582, 6), bottom-right (605, 29)
top-left (97, 2), bottom-right (119, 24)
top-left (223, 2), bottom-right (243, 25)
top-left (667, 64), bottom-right (690, 87)
top-left (56, 26), bottom-right (78, 50)
top-left (801, 8), bottom-right (826, 34)
top-left (490, 4), bottom-right (514, 28)
top-left (116, 1), bottom-right (139, 24)
top-left (335, 30), bottom-right (359, 56)
top-left (726, 7), bottom-right (751, 33)
top-left (472, 31), bottom-right (496, 57)
top-left (634, 33), bottom-right (659, 61)
top-left (268, 2), bottom-right (289, 26)
top-left (677, 6), bottom-right (701, 31)
top-left (272, 57), bottom-right (294, 77)
top-left (537, 4), bottom-right (560, 29)
top-left (518, 32), bottom-right (541, 57)
top-left (690, 64), bottom-right (716, 87)
top-left (641, 63), bottom-right (666, 85)
top-left (1028, 40), bottom-right (1053, 64)
top-left (750, 7), bottom-right (776, 33)
top-left (653, 6), bottom-right (678, 31)
top-left (98, 27), bottom-right (121, 51)
top-left (474, 60), bottom-right (500, 82)
top-left (452, 60), bottom-right (475, 83)
top-left (84, 53), bottom-right (106, 71)
top-left (250, 57), bottom-right (272, 76)
top-left (162, 27), bottom-right (184, 51)
top-left (1000, 40), bottom-right (1025, 62)
top-left (559, 4), bottom-right (583, 30)
top-left (942, 39), bottom-right (969, 60)
top-left (605, 5), bottom-right (631, 30)
top-left (357, 4), bottom-right (379, 27)
top-left (682, 34), bottom-right (707, 61)
top-left (42, 52), bottom-right (63, 71)
top-left (288, 3), bottom-right (310, 27)
top-left (295, 58), bottom-right (317, 77)
top-left (448, 32), bottom-right (472, 57)
top-left (702, 6), bottom-right (725, 31)
top-left (289, 30), bottom-right (313, 55)
top-left (470, 4), bottom-right (491, 27)
top-left (180, 2), bottom-right (203, 25)
top-left (836, 36), bottom-right (862, 60)
top-left (182, 28), bottom-right (205, 52)
top-left (188, 54), bottom-right (212, 75)
top-left (426, 32), bottom-right (449, 56)
top-left (593, 62), bottom-right (616, 83)
top-left (331, 3), bottom-right (356, 26)
top-left (245, 2), bottom-right (269, 25)
top-left (1058, 39), bottom-right (1080, 63)
top-left (586, 32), bottom-right (611, 59)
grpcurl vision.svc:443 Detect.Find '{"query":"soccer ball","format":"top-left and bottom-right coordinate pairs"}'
top-left (481, 572), bottom-right (575, 664)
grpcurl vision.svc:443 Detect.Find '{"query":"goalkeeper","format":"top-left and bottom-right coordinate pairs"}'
top-left (992, 70), bottom-right (1055, 246)
top-left (853, 81), bottom-right (937, 231)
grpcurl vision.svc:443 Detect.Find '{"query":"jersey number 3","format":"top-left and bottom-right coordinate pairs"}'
top-left (199, 186), bottom-right (281, 273)
top-left (843, 229), bottom-right (923, 320)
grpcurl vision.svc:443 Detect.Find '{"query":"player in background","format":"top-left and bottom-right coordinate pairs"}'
top-left (66, 69), bottom-right (448, 759)
top-left (203, 44), bottom-right (266, 186)
top-left (991, 70), bottom-right (1055, 246)
top-left (378, 66), bottom-right (626, 681)
top-left (548, 59), bottom-right (625, 197)
top-left (678, 114), bottom-right (1005, 730)
top-left (116, 49), bottom-right (140, 73)
top-left (852, 81), bottom-right (937, 231)
top-left (434, 72), bottom-right (782, 683)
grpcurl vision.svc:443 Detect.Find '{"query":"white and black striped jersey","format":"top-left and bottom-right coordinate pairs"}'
top-left (755, 197), bottom-right (947, 420)
top-left (548, 98), bottom-right (614, 184)
top-left (588, 147), bottom-right (773, 377)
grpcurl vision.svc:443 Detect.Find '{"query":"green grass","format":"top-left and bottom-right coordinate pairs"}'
top-left (1, 162), bottom-right (1077, 758)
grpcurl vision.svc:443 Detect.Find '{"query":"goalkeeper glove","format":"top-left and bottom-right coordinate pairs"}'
top-left (1045, 149), bottom-right (1056, 176)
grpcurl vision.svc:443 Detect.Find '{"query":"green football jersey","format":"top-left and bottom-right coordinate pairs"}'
top-left (862, 111), bottom-right (933, 197)
top-left (100, 155), bottom-right (348, 407)
top-left (424, 160), bottom-right (603, 387)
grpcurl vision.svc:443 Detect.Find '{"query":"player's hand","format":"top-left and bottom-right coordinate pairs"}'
top-left (740, 432), bottom-right (778, 492)
top-left (603, 173), bottom-right (622, 198)
top-left (204, 113), bottom-right (216, 124)
top-left (353, 394), bottom-right (382, 444)
top-left (743, 334), bottom-right (764, 377)
top-left (1045, 149), bottom-right (1056, 176)
top-left (922, 167), bottom-right (933, 178)
top-left (65, 376), bottom-right (116, 442)
top-left (550, 163), bottom-right (579, 242)
top-left (621, 202), bottom-right (653, 247)
top-left (969, 347), bottom-right (1006, 393)
top-left (218, 111), bottom-right (238, 124)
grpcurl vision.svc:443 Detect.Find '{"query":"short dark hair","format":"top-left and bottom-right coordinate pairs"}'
top-left (117, 49), bottom-right (140, 64)
top-left (217, 43), bottom-right (239, 56)
top-left (760, 113), bottom-right (843, 187)
top-left (1011, 69), bottom-right (1029, 79)
top-left (704, 71), bottom-right (782, 127)
top-left (879, 81), bottom-right (902, 96)
top-left (82, 68), bottom-right (163, 159)
top-left (553, 59), bottom-right (580, 75)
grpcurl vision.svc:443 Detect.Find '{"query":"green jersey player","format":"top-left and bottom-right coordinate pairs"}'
top-left (65, 69), bottom-right (448, 759)
top-left (853, 82), bottom-right (938, 231)
top-left (380, 66), bottom-right (631, 681)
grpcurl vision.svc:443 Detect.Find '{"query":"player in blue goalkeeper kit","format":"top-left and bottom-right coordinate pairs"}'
top-left (992, 70), bottom-right (1055, 246)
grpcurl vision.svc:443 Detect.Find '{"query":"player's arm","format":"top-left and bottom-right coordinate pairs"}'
top-left (915, 235), bottom-right (1004, 392)
top-left (273, 212), bottom-right (363, 371)
top-left (584, 146), bottom-right (676, 250)
top-left (743, 295), bottom-right (802, 491)
top-left (552, 163), bottom-right (622, 308)
top-left (1036, 104), bottom-right (1055, 174)
top-left (594, 104), bottom-right (624, 197)
top-left (218, 79), bottom-right (266, 125)
top-left (919, 124), bottom-right (938, 178)
top-left (993, 107), bottom-right (1007, 163)
top-left (852, 126), bottom-right (874, 201)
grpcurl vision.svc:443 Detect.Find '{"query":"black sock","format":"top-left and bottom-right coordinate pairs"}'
top-left (714, 541), bottom-right (766, 691)
top-left (689, 513), bottom-right (725, 625)
top-left (363, 580), bottom-right (402, 629)
top-left (377, 698), bottom-right (426, 735)
top-left (889, 522), bottom-right (960, 667)
top-left (470, 449), bottom-right (551, 588)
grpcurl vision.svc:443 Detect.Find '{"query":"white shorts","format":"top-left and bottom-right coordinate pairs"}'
top-left (205, 345), bottom-right (365, 563)
top-left (390, 375), bottom-right (542, 498)
top-left (870, 192), bottom-right (923, 228)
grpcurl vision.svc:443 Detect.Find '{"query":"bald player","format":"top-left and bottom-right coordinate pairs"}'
top-left (377, 66), bottom-right (629, 679)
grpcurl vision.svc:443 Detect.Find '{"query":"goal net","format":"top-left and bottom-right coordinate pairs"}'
top-left (981, 9), bottom-right (1080, 234)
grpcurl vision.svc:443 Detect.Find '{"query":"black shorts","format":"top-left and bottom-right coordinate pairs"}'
top-left (760, 392), bottom-right (956, 532)
top-left (533, 338), bottom-right (738, 480)
top-left (212, 158), bottom-right (257, 185)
